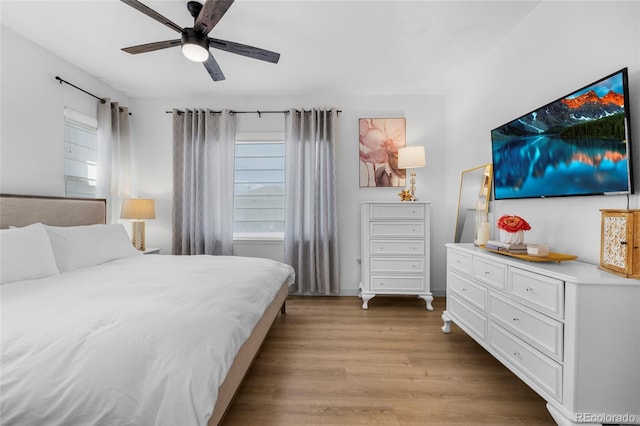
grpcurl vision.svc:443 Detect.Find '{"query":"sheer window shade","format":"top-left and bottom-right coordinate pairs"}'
top-left (64, 108), bottom-right (98, 198)
top-left (234, 132), bottom-right (285, 239)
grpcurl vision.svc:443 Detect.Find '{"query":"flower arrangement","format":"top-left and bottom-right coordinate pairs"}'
top-left (398, 189), bottom-right (415, 201)
top-left (497, 215), bottom-right (531, 233)
top-left (497, 215), bottom-right (531, 244)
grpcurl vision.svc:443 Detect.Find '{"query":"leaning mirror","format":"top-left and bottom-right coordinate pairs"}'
top-left (454, 164), bottom-right (492, 244)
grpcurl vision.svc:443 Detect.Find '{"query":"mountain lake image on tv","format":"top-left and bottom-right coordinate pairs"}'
top-left (491, 68), bottom-right (633, 200)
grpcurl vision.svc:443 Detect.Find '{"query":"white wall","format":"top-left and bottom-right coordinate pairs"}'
top-left (130, 94), bottom-right (446, 296)
top-left (445, 1), bottom-right (640, 265)
top-left (0, 25), bottom-right (130, 196)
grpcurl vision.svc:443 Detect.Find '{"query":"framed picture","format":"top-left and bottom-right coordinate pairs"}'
top-left (359, 117), bottom-right (406, 187)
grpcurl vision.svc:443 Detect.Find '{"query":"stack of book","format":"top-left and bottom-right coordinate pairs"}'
top-left (485, 240), bottom-right (528, 254)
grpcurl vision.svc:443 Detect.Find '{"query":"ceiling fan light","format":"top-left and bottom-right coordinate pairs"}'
top-left (182, 42), bottom-right (208, 62)
top-left (181, 29), bottom-right (210, 62)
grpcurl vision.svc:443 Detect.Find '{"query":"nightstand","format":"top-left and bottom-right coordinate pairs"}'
top-left (142, 248), bottom-right (161, 255)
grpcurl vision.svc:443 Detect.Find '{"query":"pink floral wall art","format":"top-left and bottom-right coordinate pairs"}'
top-left (359, 118), bottom-right (407, 187)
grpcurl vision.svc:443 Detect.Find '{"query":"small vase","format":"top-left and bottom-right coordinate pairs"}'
top-left (499, 229), bottom-right (524, 244)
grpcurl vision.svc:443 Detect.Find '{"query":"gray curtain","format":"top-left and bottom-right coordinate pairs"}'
top-left (96, 100), bottom-right (131, 223)
top-left (284, 108), bottom-right (340, 294)
top-left (172, 109), bottom-right (236, 255)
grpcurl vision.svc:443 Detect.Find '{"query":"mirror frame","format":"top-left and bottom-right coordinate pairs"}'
top-left (454, 164), bottom-right (493, 244)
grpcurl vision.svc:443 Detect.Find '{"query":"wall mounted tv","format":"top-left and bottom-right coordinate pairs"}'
top-left (491, 68), bottom-right (633, 200)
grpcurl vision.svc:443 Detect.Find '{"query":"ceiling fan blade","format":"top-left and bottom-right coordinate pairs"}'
top-left (209, 38), bottom-right (280, 64)
top-left (120, 0), bottom-right (184, 33)
top-left (122, 39), bottom-right (182, 54)
top-left (203, 53), bottom-right (226, 81)
top-left (194, 0), bottom-right (234, 35)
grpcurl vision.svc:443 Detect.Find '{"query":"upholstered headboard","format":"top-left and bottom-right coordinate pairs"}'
top-left (0, 194), bottom-right (107, 229)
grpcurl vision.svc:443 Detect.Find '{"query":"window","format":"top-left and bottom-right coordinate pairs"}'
top-left (64, 108), bottom-right (98, 198)
top-left (233, 132), bottom-right (285, 239)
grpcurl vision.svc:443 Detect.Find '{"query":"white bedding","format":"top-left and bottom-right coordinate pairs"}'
top-left (1, 255), bottom-right (294, 426)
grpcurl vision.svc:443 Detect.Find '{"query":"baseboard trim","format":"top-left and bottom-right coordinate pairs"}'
top-left (327, 289), bottom-right (446, 297)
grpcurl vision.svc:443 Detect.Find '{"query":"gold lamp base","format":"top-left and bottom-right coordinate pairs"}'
top-left (407, 169), bottom-right (417, 201)
top-left (131, 220), bottom-right (146, 251)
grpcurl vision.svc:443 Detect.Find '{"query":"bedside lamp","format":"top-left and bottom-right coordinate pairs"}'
top-left (120, 198), bottom-right (156, 251)
top-left (398, 145), bottom-right (426, 201)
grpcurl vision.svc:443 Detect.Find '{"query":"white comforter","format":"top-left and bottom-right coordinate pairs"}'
top-left (1, 255), bottom-right (294, 426)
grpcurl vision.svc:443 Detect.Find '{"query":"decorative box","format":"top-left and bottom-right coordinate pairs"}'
top-left (599, 209), bottom-right (640, 278)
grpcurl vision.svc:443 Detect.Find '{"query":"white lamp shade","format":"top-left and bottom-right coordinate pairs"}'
top-left (398, 145), bottom-right (426, 169)
top-left (181, 43), bottom-right (209, 62)
top-left (120, 198), bottom-right (156, 220)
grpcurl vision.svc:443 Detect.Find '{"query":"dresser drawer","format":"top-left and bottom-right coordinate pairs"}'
top-left (509, 267), bottom-right (564, 319)
top-left (473, 256), bottom-right (507, 290)
top-left (488, 293), bottom-right (563, 361)
top-left (371, 276), bottom-right (425, 292)
top-left (448, 271), bottom-right (487, 311)
top-left (370, 222), bottom-right (425, 238)
top-left (370, 240), bottom-right (425, 256)
top-left (448, 249), bottom-right (472, 275)
top-left (371, 258), bottom-right (425, 273)
top-left (448, 294), bottom-right (487, 341)
top-left (488, 323), bottom-right (562, 402)
top-left (370, 203), bottom-right (425, 220)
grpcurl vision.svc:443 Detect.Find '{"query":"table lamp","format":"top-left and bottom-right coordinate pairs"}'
top-left (398, 145), bottom-right (426, 201)
top-left (120, 198), bottom-right (156, 251)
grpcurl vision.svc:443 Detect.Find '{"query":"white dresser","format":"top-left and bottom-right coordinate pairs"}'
top-left (442, 243), bottom-right (640, 426)
top-left (359, 201), bottom-right (433, 310)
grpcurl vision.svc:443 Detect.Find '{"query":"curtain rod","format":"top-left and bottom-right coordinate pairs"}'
top-left (167, 109), bottom-right (341, 117)
top-left (55, 76), bottom-right (131, 115)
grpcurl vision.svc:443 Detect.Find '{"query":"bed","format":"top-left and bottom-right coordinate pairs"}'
top-left (0, 194), bottom-right (295, 426)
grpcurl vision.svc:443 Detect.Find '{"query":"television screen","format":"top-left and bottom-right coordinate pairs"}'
top-left (491, 68), bottom-right (633, 200)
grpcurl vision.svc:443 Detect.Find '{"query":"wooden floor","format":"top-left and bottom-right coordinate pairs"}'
top-left (222, 296), bottom-right (555, 425)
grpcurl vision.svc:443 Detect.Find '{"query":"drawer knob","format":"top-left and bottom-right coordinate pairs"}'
top-left (484, 271), bottom-right (490, 275)
top-left (525, 287), bottom-right (535, 293)
top-left (513, 351), bottom-right (522, 359)
top-left (462, 288), bottom-right (468, 291)
top-left (513, 317), bottom-right (520, 321)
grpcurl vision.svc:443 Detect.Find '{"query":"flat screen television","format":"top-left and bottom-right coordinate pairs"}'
top-left (490, 68), bottom-right (633, 200)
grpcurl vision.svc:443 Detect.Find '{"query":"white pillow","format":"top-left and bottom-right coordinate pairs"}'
top-left (0, 223), bottom-right (60, 284)
top-left (45, 224), bottom-right (141, 272)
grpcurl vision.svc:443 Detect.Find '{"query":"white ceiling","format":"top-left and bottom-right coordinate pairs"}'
top-left (1, 0), bottom-right (541, 99)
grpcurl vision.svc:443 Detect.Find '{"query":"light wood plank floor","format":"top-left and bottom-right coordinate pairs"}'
top-left (222, 296), bottom-right (555, 425)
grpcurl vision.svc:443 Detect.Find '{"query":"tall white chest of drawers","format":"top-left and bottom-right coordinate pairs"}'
top-left (359, 201), bottom-right (433, 310)
top-left (442, 243), bottom-right (640, 426)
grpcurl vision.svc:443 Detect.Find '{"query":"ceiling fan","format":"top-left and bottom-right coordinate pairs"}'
top-left (120, 0), bottom-right (280, 82)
